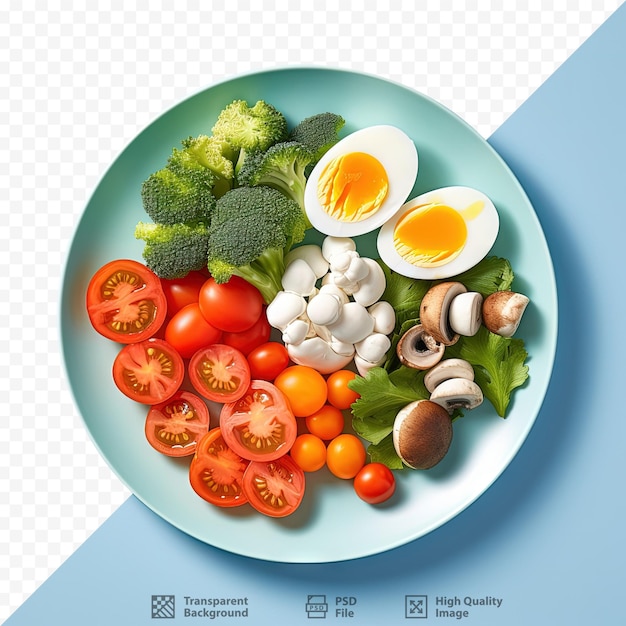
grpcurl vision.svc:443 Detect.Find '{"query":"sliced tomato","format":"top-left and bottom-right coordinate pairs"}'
top-left (219, 380), bottom-right (297, 462)
top-left (188, 344), bottom-right (251, 403)
top-left (112, 338), bottom-right (184, 404)
top-left (242, 455), bottom-right (305, 518)
top-left (145, 391), bottom-right (210, 457)
top-left (86, 259), bottom-right (167, 343)
top-left (189, 428), bottom-right (249, 508)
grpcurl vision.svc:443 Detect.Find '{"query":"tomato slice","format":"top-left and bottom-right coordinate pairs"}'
top-left (188, 344), bottom-right (251, 403)
top-left (219, 380), bottom-right (297, 462)
top-left (112, 338), bottom-right (184, 404)
top-left (86, 259), bottom-right (167, 343)
top-left (145, 391), bottom-right (210, 457)
top-left (189, 428), bottom-right (249, 508)
top-left (242, 455), bottom-right (305, 518)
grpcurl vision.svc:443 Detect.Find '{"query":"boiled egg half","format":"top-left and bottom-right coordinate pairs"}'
top-left (304, 125), bottom-right (418, 237)
top-left (377, 186), bottom-right (499, 279)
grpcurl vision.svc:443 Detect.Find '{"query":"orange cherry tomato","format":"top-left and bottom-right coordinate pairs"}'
top-left (274, 365), bottom-right (328, 417)
top-left (326, 433), bottom-right (366, 479)
top-left (326, 369), bottom-right (360, 410)
top-left (290, 434), bottom-right (327, 472)
top-left (305, 404), bottom-right (345, 440)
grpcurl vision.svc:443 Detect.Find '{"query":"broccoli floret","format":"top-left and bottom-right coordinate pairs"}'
top-left (177, 135), bottom-right (237, 198)
top-left (237, 141), bottom-right (314, 228)
top-left (135, 221), bottom-right (210, 280)
top-left (288, 112), bottom-right (345, 163)
top-left (211, 100), bottom-right (288, 174)
top-left (140, 167), bottom-right (216, 225)
top-left (207, 186), bottom-right (307, 303)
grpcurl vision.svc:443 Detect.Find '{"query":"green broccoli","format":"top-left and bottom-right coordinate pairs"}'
top-left (236, 141), bottom-right (314, 228)
top-left (211, 100), bottom-right (288, 174)
top-left (175, 135), bottom-right (237, 198)
top-left (288, 112), bottom-right (345, 163)
top-left (140, 167), bottom-right (216, 226)
top-left (135, 221), bottom-right (210, 280)
top-left (207, 186), bottom-right (308, 303)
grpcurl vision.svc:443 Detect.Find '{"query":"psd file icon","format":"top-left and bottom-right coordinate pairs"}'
top-left (306, 595), bottom-right (328, 618)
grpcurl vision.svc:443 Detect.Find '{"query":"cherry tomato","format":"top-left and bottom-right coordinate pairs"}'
top-left (274, 365), bottom-right (328, 417)
top-left (246, 342), bottom-right (290, 381)
top-left (165, 303), bottom-right (222, 359)
top-left (290, 434), bottom-right (327, 472)
top-left (326, 433), bottom-right (367, 479)
top-left (353, 463), bottom-right (396, 504)
top-left (112, 338), bottom-right (184, 404)
top-left (189, 344), bottom-right (251, 403)
top-left (144, 391), bottom-right (210, 457)
top-left (219, 380), bottom-right (297, 462)
top-left (198, 276), bottom-right (263, 333)
top-left (189, 428), bottom-right (249, 508)
top-left (160, 271), bottom-right (207, 317)
top-left (326, 369), bottom-right (360, 410)
top-left (305, 404), bottom-right (345, 440)
top-left (86, 259), bottom-right (167, 343)
top-left (221, 311), bottom-right (271, 356)
top-left (242, 455), bottom-right (305, 518)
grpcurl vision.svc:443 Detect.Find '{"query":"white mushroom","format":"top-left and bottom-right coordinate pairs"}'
top-left (429, 378), bottom-right (484, 413)
top-left (287, 336), bottom-right (353, 374)
top-left (396, 324), bottom-right (445, 370)
top-left (281, 319), bottom-right (310, 345)
top-left (318, 283), bottom-right (349, 305)
top-left (368, 300), bottom-right (396, 335)
top-left (354, 353), bottom-right (386, 377)
top-left (419, 281), bottom-right (467, 345)
top-left (352, 258), bottom-right (386, 307)
top-left (281, 258), bottom-right (317, 296)
top-left (448, 291), bottom-right (483, 337)
top-left (424, 358), bottom-right (475, 393)
top-left (265, 291), bottom-right (307, 330)
top-left (326, 301), bottom-right (375, 344)
top-left (321, 236), bottom-right (357, 262)
top-left (284, 244), bottom-right (329, 279)
top-left (482, 291), bottom-right (530, 337)
top-left (354, 332), bottom-right (392, 364)
top-left (306, 292), bottom-right (342, 326)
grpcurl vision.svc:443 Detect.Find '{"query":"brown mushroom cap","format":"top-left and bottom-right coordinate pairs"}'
top-left (396, 324), bottom-right (445, 370)
top-left (419, 281), bottom-right (467, 345)
top-left (482, 291), bottom-right (530, 337)
top-left (392, 400), bottom-right (453, 469)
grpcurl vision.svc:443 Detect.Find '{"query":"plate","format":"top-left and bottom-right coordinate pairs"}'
top-left (60, 67), bottom-right (557, 563)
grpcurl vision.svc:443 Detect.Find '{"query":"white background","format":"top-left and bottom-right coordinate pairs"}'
top-left (1, 1), bottom-right (622, 622)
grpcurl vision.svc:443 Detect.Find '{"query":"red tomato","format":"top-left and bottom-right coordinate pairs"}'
top-left (144, 391), bottom-right (210, 457)
top-left (246, 342), bottom-right (290, 381)
top-left (189, 428), bottom-right (249, 508)
top-left (242, 455), bottom-right (305, 518)
top-left (219, 380), bottom-right (297, 462)
top-left (86, 259), bottom-right (167, 343)
top-left (221, 311), bottom-right (271, 355)
top-left (353, 463), bottom-right (396, 504)
top-left (326, 433), bottom-right (367, 479)
top-left (326, 369), bottom-right (360, 410)
top-left (160, 271), bottom-right (207, 317)
top-left (188, 344), bottom-right (251, 403)
top-left (112, 338), bottom-right (184, 404)
top-left (165, 303), bottom-right (223, 359)
top-left (274, 365), bottom-right (328, 417)
top-left (198, 276), bottom-right (263, 333)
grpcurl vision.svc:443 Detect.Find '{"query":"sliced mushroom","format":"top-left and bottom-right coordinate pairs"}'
top-left (448, 291), bottom-right (483, 337)
top-left (482, 291), bottom-right (530, 337)
top-left (397, 324), bottom-right (445, 370)
top-left (392, 400), bottom-right (453, 469)
top-left (420, 281), bottom-right (467, 345)
top-left (424, 358), bottom-right (475, 393)
top-left (429, 378), bottom-right (483, 413)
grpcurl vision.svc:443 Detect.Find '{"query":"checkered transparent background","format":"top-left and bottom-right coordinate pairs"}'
top-left (1, 1), bottom-right (621, 622)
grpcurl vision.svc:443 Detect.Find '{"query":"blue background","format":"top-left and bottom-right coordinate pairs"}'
top-left (7, 5), bottom-right (626, 625)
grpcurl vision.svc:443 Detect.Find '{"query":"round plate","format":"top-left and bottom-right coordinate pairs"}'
top-left (60, 67), bottom-right (557, 563)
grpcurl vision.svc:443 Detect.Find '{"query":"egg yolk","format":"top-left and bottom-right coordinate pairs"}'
top-left (317, 152), bottom-right (389, 222)
top-left (393, 202), bottom-right (468, 267)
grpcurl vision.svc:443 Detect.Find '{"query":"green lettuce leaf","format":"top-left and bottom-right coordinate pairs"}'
top-left (366, 434), bottom-right (405, 470)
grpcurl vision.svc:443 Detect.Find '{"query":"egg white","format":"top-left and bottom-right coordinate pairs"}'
top-left (377, 186), bottom-right (500, 279)
top-left (304, 125), bottom-right (418, 237)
